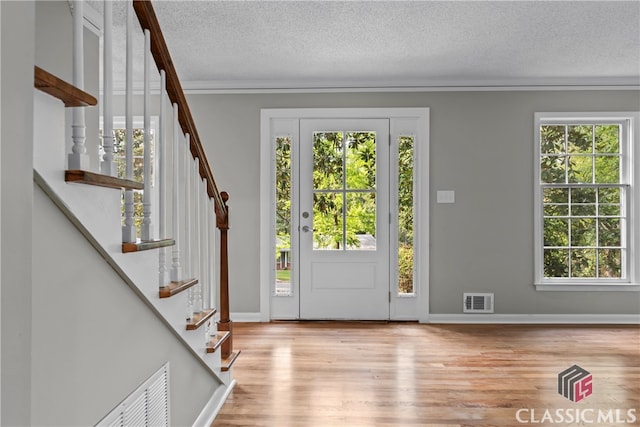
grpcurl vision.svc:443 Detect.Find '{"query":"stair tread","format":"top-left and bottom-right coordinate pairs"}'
top-left (65, 170), bottom-right (143, 190)
top-left (34, 66), bottom-right (97, 107)
top-left (221, 350), bottom-right (241, 372)
top-left (206, 331), bottom-right (230, 353)
top-left (159, 278), bottom-right (198, 298)
top-left (186, 308), bottom-right (216, 331)
top-left (122, 238), bottom-right (175, 253)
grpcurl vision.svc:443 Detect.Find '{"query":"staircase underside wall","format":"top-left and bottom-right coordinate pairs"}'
top-left (32, 185), bottom-right (221, 426)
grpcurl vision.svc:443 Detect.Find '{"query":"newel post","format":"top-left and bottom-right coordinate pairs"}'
top-left (216, 191), bottom-right (232, 359)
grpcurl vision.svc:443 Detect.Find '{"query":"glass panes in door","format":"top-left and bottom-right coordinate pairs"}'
top-left (275, 136), bottom-right (293, 296)
top-left (312, 131), bottom-right (377, 251)
top-left (397, 136), bottom-right (415, 294)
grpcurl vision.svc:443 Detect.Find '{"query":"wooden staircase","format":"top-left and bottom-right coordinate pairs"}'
top-left (34, 64), bottom-right (239, 371)
top-left (32, 1), bottom-right (239, 421)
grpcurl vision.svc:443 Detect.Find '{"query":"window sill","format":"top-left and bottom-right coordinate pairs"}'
top-left (535, 283), bottom-right (640, 292)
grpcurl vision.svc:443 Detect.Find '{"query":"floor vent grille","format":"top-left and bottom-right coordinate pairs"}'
top-left (463, 293), bottom-right (494, 313)
top-left (96, 363), bottom-right (170, 427)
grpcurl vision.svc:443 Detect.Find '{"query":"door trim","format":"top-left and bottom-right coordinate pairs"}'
top-left (260, 108), bottom-right (430, 322)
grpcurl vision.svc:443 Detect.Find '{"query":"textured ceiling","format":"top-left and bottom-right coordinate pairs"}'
top-left (109, 1), bottom-right (640, 91)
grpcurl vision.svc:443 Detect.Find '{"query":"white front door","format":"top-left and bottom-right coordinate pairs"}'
top-left (299, 119), bottom-right (390, 319)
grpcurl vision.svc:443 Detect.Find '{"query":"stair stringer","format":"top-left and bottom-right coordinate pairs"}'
top-left (33, 89), bottom-right (234, 419)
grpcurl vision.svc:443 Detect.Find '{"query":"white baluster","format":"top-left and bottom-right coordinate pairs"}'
top-left (170, 103), bottom-right (183, 282)
top-left (192, 158), bottom-right (202, 314)
top-left (205, 180), bottom-right (213, 310)
top-left (158, 70), bottom-right (168, 287)
top-left (204, 319), bottom-right (212, 346)
top-left (209, 198), bottom-right (216, 309)
top-left (210, 313), bottom-right (218, 342)
top-left (122, 2), bottom-right (136, 243)
top-left (186, 288), bottom-right (193, 322)
top-left (141, 29), bottom-right (153, 242)
top-left (200, 177), bottom-right (209, 310)
top-left (100, 0), bottom-right (116, 176)
top-left (69, 0), bottom-right (90, 170)
top-left (184, 134), bottom-right (192, 278)
top-left (193, 158), bottom-right (201, 279)
top-left (184, 137), bottom-right (195, 320)
top-left (193, 285), bottom-right (203, 315)
top-left (190, 157), bottom-right (198, 280)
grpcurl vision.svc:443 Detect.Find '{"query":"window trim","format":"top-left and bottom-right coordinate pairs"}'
top-left (534, 112), bottom-right (640, 292)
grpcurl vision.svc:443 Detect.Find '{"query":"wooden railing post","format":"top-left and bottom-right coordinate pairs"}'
top-left (216, 191), bottom-right (232, 358)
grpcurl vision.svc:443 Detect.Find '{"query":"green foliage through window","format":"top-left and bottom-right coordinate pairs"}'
top-left (398, 136), bottom-right (415, 293)
top-left (275, 136), bottom-right (293, 295)
top-left (112, 127), bottom-right (154, 238)
top-left (539, 123), bottom-right (625, 280)
top-left (312, 131), bottom-right (377, 250)
top-left (272, 132), bottom-right (417, 295)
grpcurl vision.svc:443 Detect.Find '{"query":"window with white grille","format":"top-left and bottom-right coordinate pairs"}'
top-left (534, 112), bottom-right (640, 290)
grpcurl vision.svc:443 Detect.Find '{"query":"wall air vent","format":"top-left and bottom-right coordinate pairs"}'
top-left (463, 293), bottom-right (494, 313)
top-left (96, 363), bottom-right (170, 427)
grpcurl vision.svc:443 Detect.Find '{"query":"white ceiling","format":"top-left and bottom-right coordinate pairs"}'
top-left (110, 1), bottom-right (640, 91)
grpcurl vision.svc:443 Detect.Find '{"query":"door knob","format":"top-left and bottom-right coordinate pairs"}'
top-left (302, 225), bottom-right (312, 232)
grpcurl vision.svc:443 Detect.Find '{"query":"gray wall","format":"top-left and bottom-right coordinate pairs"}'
top-left (186, 90), bottom-right (640, 315)
top-left (1, 1), bottom-right (35, 424)
top-left (31, 186), bottom-right (219, 426)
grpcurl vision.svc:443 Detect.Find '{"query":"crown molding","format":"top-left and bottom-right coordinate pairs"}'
top-left (179, 77), bottom-right (640, 94)
top-left (111, 78), bottom-right (639, 96)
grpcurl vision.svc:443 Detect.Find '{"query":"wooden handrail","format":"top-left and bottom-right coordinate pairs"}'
top-left (133, 0), bottom-right (234, 361)
top-left (34, 66), bottom-right (97, 107)
top-left (132, 0), bottom-right (227, 221)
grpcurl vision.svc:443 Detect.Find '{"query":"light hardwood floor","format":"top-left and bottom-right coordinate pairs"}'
top-left (212, 322), bottom-right (640, 427)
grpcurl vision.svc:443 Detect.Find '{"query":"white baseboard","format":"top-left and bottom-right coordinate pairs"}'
top-left (230, 312), bottom-right (263, 322)
top-left (236, 312), bottom-right (640, 324)
top-left (192, 379), bottom-right (236, 427)
top-left (427, 313), bottom-right (640, 324)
